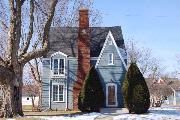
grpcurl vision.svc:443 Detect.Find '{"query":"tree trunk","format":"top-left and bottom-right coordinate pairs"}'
top-left (0, 67), bottom-right (24, 118)
top-left (31, 96), bottom-right (35, 108)
top-left (38, 84), bottom-right (42, 110)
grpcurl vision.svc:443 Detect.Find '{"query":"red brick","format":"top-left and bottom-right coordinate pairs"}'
top-left (73, 9), bottom-right (90, 110)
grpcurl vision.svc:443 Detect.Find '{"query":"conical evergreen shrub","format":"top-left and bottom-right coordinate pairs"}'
top-left (122, 63), bottom-right (150, 114)
top-left (78, 66), bottom-right (105, 112)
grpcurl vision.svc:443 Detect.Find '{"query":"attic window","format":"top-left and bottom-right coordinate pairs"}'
top-left (108, 37), bottom-right (112, 45)
top-left (108, 53), bottom-right (114, 65)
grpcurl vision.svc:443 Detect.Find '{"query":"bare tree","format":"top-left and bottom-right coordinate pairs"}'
top-left (0, 0), bottom-right (58, 117)
top-left (126, 40), bottom-right (163, 79)
top-left (28, 58), bottom-right (42, 110)
top-left (27, 0), bottom-right (102, 111)
top-left (23, 80), bottom-right (39, 111)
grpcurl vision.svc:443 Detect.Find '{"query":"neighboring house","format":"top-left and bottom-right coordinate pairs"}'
top-left (41, 9), bottom-right (127, 111)
top-left (22, 96), bottom-right (39, 106)
top-left (163, 80), bottom-right (180, 106)
top-left (22, 84), bottom-right (39, 106)
top-left (146, 78), bottom-right (180, 107)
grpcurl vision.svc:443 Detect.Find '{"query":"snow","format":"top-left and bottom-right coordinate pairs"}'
top-left (31, 112), bottom-right (101, 120)
top-left (26, 107), bottom-right (180, 120)
top-left (114, 107), bottom-right (180, 120)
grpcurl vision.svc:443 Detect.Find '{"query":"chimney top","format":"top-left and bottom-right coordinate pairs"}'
top-left (79, 7), bottom-right (88, 11)
top-left (79, 9), bottom-right (89, 28)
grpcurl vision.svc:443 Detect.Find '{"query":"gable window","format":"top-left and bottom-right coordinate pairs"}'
top-left (108, 36), bottom-right (112, 45)
top-left (53, 59), bottom-right (65, 75)
top-left (108, 53), bottom-right (114, 65)
top-left (52, 84), bottom-right (64, 102)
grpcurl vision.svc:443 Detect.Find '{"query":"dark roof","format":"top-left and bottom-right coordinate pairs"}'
top-left (46, 26), bottom-right (125, 57)
top-left (145, 78), bottom-right (180, 91)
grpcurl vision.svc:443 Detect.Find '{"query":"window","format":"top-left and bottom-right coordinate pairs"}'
top-left (108, 40), bottom-right (112, 45)
top-left (53, 59), bottom-right (65, 75)
top-left (108, 53), bottom-right (114, 65)
top-left (108, 37), bottom-right (112, 45)
top-left (52, 84), bottom-right (64, 102)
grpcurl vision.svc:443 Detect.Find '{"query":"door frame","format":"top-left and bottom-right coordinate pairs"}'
top-left (106, 83), bottom-right (118, 107)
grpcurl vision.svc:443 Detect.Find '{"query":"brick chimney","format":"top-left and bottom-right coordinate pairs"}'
top-left (73, 9), bottom-right (90, 110)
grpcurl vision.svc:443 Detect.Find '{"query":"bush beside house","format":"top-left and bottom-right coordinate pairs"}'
top-left (78, 66), bottom-right (105, 112)
top-left (122, 63), bottom-right (150, 114)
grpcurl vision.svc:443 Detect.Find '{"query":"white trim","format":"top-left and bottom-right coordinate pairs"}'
top-left (108, 53), bottom-right (114, 65)
top-left (95, 31), bottom-right (127, 71)
top-left (90, 57), bottom-right (98, 60)
top-left (49, 79), bottom-right (51, 109)
top-left (52, 83), bottom-right (65, 102)
top-left (106, 83), bottom-right (118, 107)
top-left (68, 57), bottom-right (77, 59)
top-left (66, 81), bottom-right (68, 109)
top-left (42, 58), bottom-right (50, 61)
top-left (51, 51), bottom-right (67, 57)
top-left (52, 58), bottom-right (66, 78)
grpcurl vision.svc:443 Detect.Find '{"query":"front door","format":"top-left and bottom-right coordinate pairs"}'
top-left (106, 83), bottom-right (117, 107)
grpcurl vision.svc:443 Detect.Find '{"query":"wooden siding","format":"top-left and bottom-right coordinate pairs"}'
top-left (41, 36), bottom-right (126, 109)
top-left (96, 37), bottom-right (126, 108)
top-left (67, 58), bottom-right (78, 109)
top-left (41, 59), bottom-right (51, 109)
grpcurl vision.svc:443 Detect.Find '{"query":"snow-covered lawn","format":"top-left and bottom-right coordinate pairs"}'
top-left (27, 107), bottom-right (180, 120)
top-left (114, 107), bottom-right (180, 120)
top-left (30, 112), bottom-right (101, 120)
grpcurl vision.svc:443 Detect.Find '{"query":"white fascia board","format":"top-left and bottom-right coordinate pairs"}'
top-left (95, 31), bottom-right (111, 68)
top-left (51, 51), bottom-right (68, 58)
top-left (95, 31), bottom-right (127, 71)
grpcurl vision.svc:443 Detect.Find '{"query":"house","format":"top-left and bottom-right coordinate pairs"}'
top-left (41, 9), bottom-right (127, 111)
top-left (146, 77), bottom-right (180, 107)
top-left (22, 84), bottom-right (39, 106)
top-left (163, 79), bottom-right (180, 106)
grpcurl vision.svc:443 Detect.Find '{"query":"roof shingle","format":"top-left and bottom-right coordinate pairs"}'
top-left (46, 26), bottom-right (125, 57)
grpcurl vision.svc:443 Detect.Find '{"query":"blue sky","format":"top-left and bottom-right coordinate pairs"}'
top-left (93, 0), bottom-right (180, 74)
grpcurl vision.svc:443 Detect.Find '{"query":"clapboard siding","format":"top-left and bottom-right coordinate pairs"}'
top-left (41, 28), bottom-right (126, 110)
top-left (96, 37), bottom-right (126, 108)
top-left (41, 59), bottom-right (50, 109)
top-left (67, 58), bottom-right (78, 109)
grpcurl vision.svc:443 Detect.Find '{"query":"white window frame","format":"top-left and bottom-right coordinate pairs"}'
top-left (108, 53), bottom-right (114, 65)
top-left (108, 39), bottom-right (112, 45)
top-left (52, 58), bottom-right (65, 77)
top-left (106, 83), bottom-right (118, 107)
top-left (52, 84), bottom-right (65, 102)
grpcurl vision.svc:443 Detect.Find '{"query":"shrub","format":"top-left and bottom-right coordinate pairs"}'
top-left (122, 63), bottom-right (150, 114)
top-left (78, 66), bottom-right (105, 112)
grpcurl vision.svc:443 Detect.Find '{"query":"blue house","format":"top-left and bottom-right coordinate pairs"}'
top-left (41, 9), bottom-right (127, 111)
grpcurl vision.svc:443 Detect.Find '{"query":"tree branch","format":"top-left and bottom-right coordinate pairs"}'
top-left (28, 58), bottom-right (41, 83)
top-left (19, 0), bottom-right (58, 64)
top-left (19, 0), bottom-right (34, 56)
top-left (0, 57), bottom-right (5, 66)
top-left (34, 0), bottom-right (48, 17)
top-left (21, 0), bottom-right (26, 6)
top-left (7, 0), bottom-right (16, 65)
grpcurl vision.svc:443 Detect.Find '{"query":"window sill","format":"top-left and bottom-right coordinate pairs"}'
top-left (108, 63), bottom-right (114, 66)
top-left (52, 101), bottom-right (65, 103)
top-left (51, 75), bottom-right (66, 78)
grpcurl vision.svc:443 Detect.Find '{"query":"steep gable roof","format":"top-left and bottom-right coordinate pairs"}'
top-left (46, 26), bottom-right (125, 57)
top-left (95, 31), bottom-right (127, 70)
